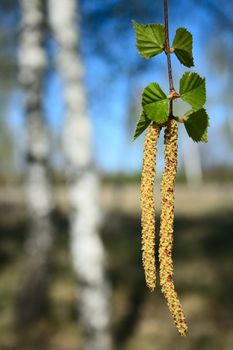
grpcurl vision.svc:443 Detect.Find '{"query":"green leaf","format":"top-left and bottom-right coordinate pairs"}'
top-left (180, 72), bottom-right (206, 110)
top-left (172, 28), bottom-right (194, 67)
top-left (132, 20), bottom-right (165, 59)
top-left (133, 111), bottom-right (151, 140)
top-left (184, 108), bottom-right (209, 142)
top-left (142, 83), bottom-right (169, 124)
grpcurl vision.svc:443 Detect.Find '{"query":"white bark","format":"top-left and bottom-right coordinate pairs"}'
top-left (181, 128), bottom-right (203, 187)
top-left (17, 0), bottom-right (54, 323)
top-left (48, 1), bottom-right (112, 349)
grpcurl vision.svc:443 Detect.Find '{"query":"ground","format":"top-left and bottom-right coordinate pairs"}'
top-left (0, 184), bottom-right (232, 349)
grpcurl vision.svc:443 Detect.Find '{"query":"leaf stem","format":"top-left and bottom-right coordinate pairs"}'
top-left (173, 116), bottom-right (187, 123)
top-left (164, 0), bottom-right (174, 116)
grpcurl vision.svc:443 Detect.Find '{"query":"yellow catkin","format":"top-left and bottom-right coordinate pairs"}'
top-left (159, 119), bottom-right (188, 336)
top-left (141, 124), bottom-right (161, 291)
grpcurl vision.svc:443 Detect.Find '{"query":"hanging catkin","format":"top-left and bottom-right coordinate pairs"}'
top-left (140, 123), bottom-right (161, 291)
top-left (159, 119), bottom-right (188, 336)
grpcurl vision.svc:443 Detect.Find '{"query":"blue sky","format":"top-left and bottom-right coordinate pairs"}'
top-left (2, 0), bottom-right (233, 173)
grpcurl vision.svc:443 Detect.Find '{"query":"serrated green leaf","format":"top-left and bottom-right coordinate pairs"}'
top-left (132, 20), bottom-right (165, 59)
top-left (180, 72), bottom-right (206, 110)
top-left (133, 111), bottom-right (151, 140)
top-left (142, 83), bottom-right (169, 124)
top-left (184, 108), bottom-right (209, 142)
top-left (172, 28), bottom-right (194, 67)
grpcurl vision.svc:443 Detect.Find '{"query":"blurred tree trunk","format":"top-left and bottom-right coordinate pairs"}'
top-left (16, 0), bottom-right (54, 324)
top-left (181, 129), bottom-right (203, 187)
top-left (48, 1), bottom-right (112, 350)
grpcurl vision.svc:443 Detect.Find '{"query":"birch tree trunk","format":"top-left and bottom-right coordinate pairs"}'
top-left (181, 129), bottom-right (203, 187)
top-left (16, 0), bottom-right (54, 324)
top-left (48, 1), bottom-right (112, 349)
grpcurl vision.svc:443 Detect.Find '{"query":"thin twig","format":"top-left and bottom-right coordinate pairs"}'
top-left (164, 0), bottom-right (174, 117)
top-left (164, 0), bottom-right (174, 91)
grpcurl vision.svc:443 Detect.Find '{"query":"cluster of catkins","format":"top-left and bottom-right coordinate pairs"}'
top-left (141, 119), bottom-right (188, 336)
top-left (133, 1), bottom-right (209, 336)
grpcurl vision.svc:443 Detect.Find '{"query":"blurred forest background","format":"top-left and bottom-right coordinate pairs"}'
top-left (0, 0), bottom-right (233, 349)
